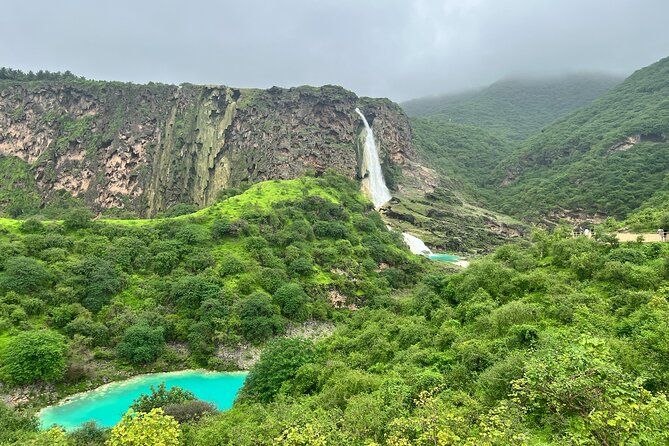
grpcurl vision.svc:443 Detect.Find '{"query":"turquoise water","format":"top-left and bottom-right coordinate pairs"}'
top-left (429, 253), bottom-right (460, 262)
top-left (39, 370), bottom-right (247, 430)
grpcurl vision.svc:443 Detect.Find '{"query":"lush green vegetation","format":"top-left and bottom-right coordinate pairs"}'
top-left (410, 119), bottom-right (514, 198)
top-left (403, 75), bottom-right (620, 141)
top-left (0, 67), bottom-right (85, 83)
top-left (3, 57), bottom-right (669, 445)
top-left (5, 222), bottom-right (669, 444)
top-left (176, 229), bottom-right (669, 445)
top-left (405, 74), bottom-right (628, 225)
top-left (490, 56), bottom-right (669, 219)
top-left (0, 173), bottom-right (421, 431)
top-left (622, 185), bottom-right (669, 232)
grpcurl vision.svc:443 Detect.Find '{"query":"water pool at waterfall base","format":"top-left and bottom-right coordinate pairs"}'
top-left (38, 370), bottom-right (247, 430)
top-left (429, 254), bottom-right (470, 267)
top-left (428, 253), bottom-right (459, 262)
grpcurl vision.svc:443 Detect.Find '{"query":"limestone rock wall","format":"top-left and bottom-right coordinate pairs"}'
top-left (0, 81), bottom-right (415, 216)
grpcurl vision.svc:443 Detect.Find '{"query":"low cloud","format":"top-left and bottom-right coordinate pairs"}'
top-left (1, 0), bottom-right (668, 100)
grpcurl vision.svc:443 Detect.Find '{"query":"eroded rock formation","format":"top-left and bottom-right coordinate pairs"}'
top-left (0, 81), bottom-right (414, 215)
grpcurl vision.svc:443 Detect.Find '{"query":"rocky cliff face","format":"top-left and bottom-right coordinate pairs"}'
top-left (0, 81), bottom-right (414, 215)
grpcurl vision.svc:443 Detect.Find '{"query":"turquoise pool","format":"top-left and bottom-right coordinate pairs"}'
top-left (428, 253), bottom-right (460, 262)
top-left (39, 370), bottom-right (247, 430)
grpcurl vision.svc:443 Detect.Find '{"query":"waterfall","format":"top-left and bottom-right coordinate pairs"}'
top-left (402, 232), bottom-right (433, 256)
top-left (355, 108), bottom-right (392, 209)
top-left (353, 109), bottom-right (435, 258)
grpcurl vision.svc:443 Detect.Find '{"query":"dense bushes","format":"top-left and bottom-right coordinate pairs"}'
top-left (240, 338), bottom-right (316, 403)
top-left (0, 175), bottom-right (416, 379)
top-left (0, 330), bottom-right (67, 384)
top-left (117, 324), bottom-right (165, 364)
top-left (0, 175), bottom-right (430, 443)
top-left (239, 292), bottom-right (284, 343)
top-left (186, 229), bottom-right (669, 445)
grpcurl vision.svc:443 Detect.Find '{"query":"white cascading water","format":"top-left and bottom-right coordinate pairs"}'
top-left (355, 108), bottom-right (392, 209)
top-left (402, 233), bottom-right (433, 256)
top-left (354, 108), bottom-right (435, 257)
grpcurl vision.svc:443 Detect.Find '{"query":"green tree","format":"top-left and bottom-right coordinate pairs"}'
top-left (168, 276), bottom-right (220, 310)
top-left (211, 217), bottom-right (232, 239)
top-left (1, 256), bottom-right (51, 294)
top-left (117, 324), bottom-right (165, 364)
top-left (1, 330), bottom-right (67, 384)
top-left (107, 408), bottom-right (180, 446)
top-left (240, 338), bottom-right (316, 403)
top-left (69, 256), bottom-right (123, 312)
top-left (287, 257), bottom-right (315, 277)
top-left (63, 208), bottom-right (93, 231)
top-left (273, 283), bottom-right (309, 321)
top-left (218, 255), bottom-right (245, 277)
top-left (238, 292), bottom-right (284, 343)
top-left (19, 218), bottom-right (45, 234)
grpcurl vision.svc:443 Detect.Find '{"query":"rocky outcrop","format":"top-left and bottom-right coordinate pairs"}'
top-left (0, 81), bottom-right (415, 216)
top-left (606, 133), bottom-right (667, 155)
top-left (216, 321), bottom-right (334, 369)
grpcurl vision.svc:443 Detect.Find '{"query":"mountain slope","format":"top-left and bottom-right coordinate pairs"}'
top-left (410, 118), bottom-right (514, 196)
top-left (492, 56), bottom-right (669, 220)
top-left (404, 74), bottom-right (620, 211)
top-left (403, 74), bottom-right (621, 141)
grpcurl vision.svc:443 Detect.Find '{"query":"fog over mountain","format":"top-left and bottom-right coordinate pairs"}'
top-left (1, 0), bottom-right (668, 100)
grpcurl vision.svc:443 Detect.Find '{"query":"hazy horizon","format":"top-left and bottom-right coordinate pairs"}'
top-left (2, 0), bottom-right (668, 101)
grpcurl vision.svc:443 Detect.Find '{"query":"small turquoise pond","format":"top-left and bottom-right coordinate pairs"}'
top-left (429, 253), bottom-right (460, 262)
top-left (39, 370), bottom-right (247, 430)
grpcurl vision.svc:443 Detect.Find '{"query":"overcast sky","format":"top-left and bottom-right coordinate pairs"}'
top-left (2, 0), bottom-right (668, 101)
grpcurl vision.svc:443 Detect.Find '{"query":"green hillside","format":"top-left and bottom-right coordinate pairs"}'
top-left (492, 56), bottom-right (669, 220)
top-left (7, 188), bottom-right (669, 444)
top-left (403, 74), bottom-right (621, 141)
top-left (410, 119), bottom-right (514, 196)
top-left (0, 173), bottom-right (421, 399)
top-left (184, 233), bottom-right (669, 445)
top-left (405, 74), bottom-right (620, 207)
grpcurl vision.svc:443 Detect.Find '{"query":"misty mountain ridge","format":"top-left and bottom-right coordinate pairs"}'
top-left (486, 55), bottom-right (669, 220)
top-left (403, 73), bottom-right (622, 141)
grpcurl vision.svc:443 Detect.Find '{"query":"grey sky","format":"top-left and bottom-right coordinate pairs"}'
top-left (2, 0), bottom-right (668, 101)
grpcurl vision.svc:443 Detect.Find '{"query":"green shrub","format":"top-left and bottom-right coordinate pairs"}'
top-left (131, 383), bottom-right (195, 413)
top-left (240, 338), bottom-right (316, 403)
top-left (219, 255), bottom-right (246, 277)
top-left (68, 256), bottom-right (123, 312)
top-left (163, 400), bottom-right (218, 424)
top-left (0, 330), bottom-right (67, 385)
top-left (239, 292), bottom-right (284, 343)
top-left (168, 276), bottom-right (220, 310)
top-left (1, 256), bottom-right (51, 294)
top-left (273, 283), bottom-right (309, 321)
top-left (287, 258), bottom-right (314, 277)
top-left (117, 324), bottom-right (165, 364)
top-left (19, 218), bottom-right (45, 234)
top-left (258, 268), bottom-right (288, 294)
top-left (63, 208), bottom-right (93, 231)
